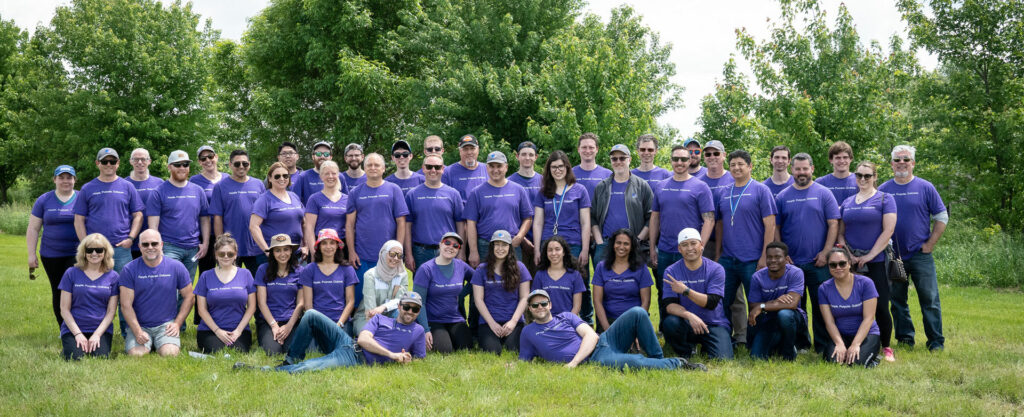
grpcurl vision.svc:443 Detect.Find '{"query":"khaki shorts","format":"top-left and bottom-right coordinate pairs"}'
top-left (124, 322), bottom-right (181, 352)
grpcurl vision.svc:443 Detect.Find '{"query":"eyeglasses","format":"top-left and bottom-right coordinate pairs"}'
top-left (610, 156), bottom-right (628, 163)
top-left (273, 173), bottom-right (290, 180)
top-left (387, 251), bottom-right (403, 259)
top-left (140, 241), bottom-right (160, 248)
top-left (393, 152), bottom-right (411, 159)
top-left (442, 239), bottom-right (461, 249)
top-left (549, 164), bottom-right (566, 171)
top-left (671, 156), bottom-right (690, 163)
top-left (314, 151), bottom-right (331, 157)
top-left (855, 173), bottom-right (874, 180)
top-left (892, 157), bottom-right (912, 163)
top-left (828, 260), bottom-right (849, 269)
top-left (170, 162), bottom-right (190, 169)
top-left (198, 155), bottom-right (215, 162)
top-left (424, 146), bottom-right (442, 153)
top-left (529, 301), bottom-right (549, 309)
top-left (424, 164), bottom-right (444, 171)
top-left (85, 247), bottom-right (105, 254)
top-left (638, 148), bottom-right (656, 153)
top-left (99, 159), bottom-right (118, 166)
top-left (688, 149), bottom-right (702, 156)
top-left (216, 251), bottom-right (236, 258)
top-left (232, 161), bottom-right (250, 168)
top-left (279, 152), bottom-right (297, 157)
top-left (401, 304), bottom-right (421, 313)
top-left (705, 151), bottom-right (721, 157)
top-left (130, 158), bottom-right (150, 163)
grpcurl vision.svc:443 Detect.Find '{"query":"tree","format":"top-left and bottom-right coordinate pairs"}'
top-left (0, 17), bottom-right (28, 202)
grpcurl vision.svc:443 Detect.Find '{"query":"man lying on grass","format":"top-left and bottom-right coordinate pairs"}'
top-left (518, 289), bottom-right (706, 371)
top-left (235, 292), bottom-right (426, 373)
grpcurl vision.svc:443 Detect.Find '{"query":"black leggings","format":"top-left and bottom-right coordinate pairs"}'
top-left (256, 319), bottom-right (296, 355)
top-left (194, 249), bottom-right (217, 325)
top-left (822, 333), bottom-right (881, 368)
top-left (429, 322), bottom-right (473, 353)
top-left (477, 322), bottom-right (523, 355)
top-left (865, 261), bottom-right (893, 348)
top-left (197, 329), bottom-right (253, 354)
top-left (41, 255), bottom-right (76, 326)
top-left (61, 331), bottom-right (112, 360)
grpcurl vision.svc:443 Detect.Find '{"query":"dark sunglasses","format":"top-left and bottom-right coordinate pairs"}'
top-left (828, 260), bottom-right (849, 269)
top-left (85, 247), bottom-right (106, 254)
top-left (704, 151), bottom-right (721, 157)
top-left (198, 155), bottom-right (215, 162)
top-left (423, 164), bottom-right (444, 171)
top-left (442, 239), bottom-right (461, 249)
top-left (393, 152), bottom-right (411, 158)
top-left (273, 173), bottom-right (290, 180)
top-left (892, 157), bottom-right (912, 163)
top-left (610, 156), bottom-right (628, 162)
top-left (314, 151), bottom-right (331, 157)
top-left (170, 162), bottom-right (190, 169)
top-left (387, 251), bottom-right (403, 259)
top-left (98, 159), bottom-right (118, 166)
top-left (855, 173), bottom-right (874, 180)
top-left (529, 301), bottom-right (549, 309)
top-left (216, 251), bottom-right (236, 258)
top-left (401, 304), bottom-right (421, 313)
top-left (140, 241), bottom-right (160, 248)
top-left (424, 146), bottom-right (443, 153)
top-left (671, 156), bottom-right (690, 163)
top-left (232, 161), bottom-right (250, 168)
top-left (638, 148), bottom-right (656, 153)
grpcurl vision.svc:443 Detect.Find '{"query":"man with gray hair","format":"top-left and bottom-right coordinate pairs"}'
top-left (126, 148), bottom-right (164, 259)
top-left (879, 144), bottom-right (947, 351)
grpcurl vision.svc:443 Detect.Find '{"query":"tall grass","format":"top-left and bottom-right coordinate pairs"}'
top-left (937, 219), bottom-right (1024, 288)
top-left (0, 201), bottom-right (31, 236)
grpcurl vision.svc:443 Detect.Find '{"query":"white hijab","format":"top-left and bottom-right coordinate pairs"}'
top-left (373, 240), bottom-right (406, 295)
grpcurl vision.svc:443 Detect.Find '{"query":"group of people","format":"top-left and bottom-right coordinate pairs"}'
top-left (27, 132), bottom-right (947, 371)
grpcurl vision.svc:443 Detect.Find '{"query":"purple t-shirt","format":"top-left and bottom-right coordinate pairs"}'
top-left (360, 314), bottom-right (426, 364)
top-left (749, 264), bottom-right (806, 321)
top-left (465, 181), bottom-right (533, 239)
top-left (252, 191), bottom-right (305, 249)
top-left (717, 180), bottom-right (777, 262)
top-left (470, 262), bottom-right (532, 324)
top-left (572, 165), bottom-right (612, 201)
top-left (298, 263), bottom-right (359, 322)
top-left (286, 168), bottom-right (303, 193)
top-left (254, 263), bottom-right (302, 322)
top-left (534, 183), bottom-right (591, 246)
top-left (508, 172), bottom-right (543, 207)
top-left (74, 177), bottom-right (145, 245)
top-left (208, 177), bottom-right (266, 257)
top-left (294, 169), bottom-right (349, 207)
top-left (343, 172), bottom-right (367, 191)
top-left (32, 191), bottom-right (79, 257)
top-left (763, 176), bottom-right (794, 198)
top-left (406, 184), bottom-right (464, 246)
top-left (879, 177), bottom-right (946, 258)
top-left (530, 269), bottom-right (585, 315)
top-left (818, 275), bottom-right (880, 336)
top-left (305, 192), bottom-right (348, 240)
top-left (631, 167), bottom-right (672, 186)
top-left (346, 181), bottom-right (410, 262)
top-left (592, 261), bottom-right (653, 322)
top-left (816, 173), bottom-right (858, 208)
top-left (441, 162), bottom-right (487, 200)
top-left (690, 166), bottom-right (708, 178)
top-left (386, 171), bottom-right (426, 196)
top-left (145, 181), bottom-right (209, 248)
top-left (126, 176), bottom-right (164, 251)
top-left (601, 180), bottom-right (631, 239)
top-left (119, 257), bottom-right (191, 328)
top-left (661, 258), bottom-right (730, 329)
top-left (652, 177), bottom-right (715, 252)
top-left (194, 267), bottom-right (255, 331)
top-left (519, 312), bottom-right (586, 363)
top-left (840, 192), bottom-right (897, 263)
top-left (57, 268), bottom-right (119, 336)
top-left (190, 172), bottom-right (229, 202)
top-left (775, 183), bottom-right (840, 265)
top-left (414, 258), bottom-right (473, 324)
top-left (695, 171), bottom-right (735, 211)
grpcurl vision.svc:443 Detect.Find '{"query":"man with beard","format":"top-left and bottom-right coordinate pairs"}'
top-left (442, 135), bottom-right (488, 200)
top-left (294, 141), bottom-right (347, 204)
top-left (210, 150), bottom-right (267, 269)
top-left (747, 241), bottom-right (806, 361)
top-left (774, 153), bottom-right (839, 353)
top-left (146, 150), bottom-right (210, 281)
top-left (342, 143), bottom-right (368, 190)
top-left (762, 146), bottom-right (794, 198)
top-left (120, 230), bottom-right (194, 357)
top-left (683, 138), bottom-right (706, 178)
top-left (465, 151), bottom-right (533, 267)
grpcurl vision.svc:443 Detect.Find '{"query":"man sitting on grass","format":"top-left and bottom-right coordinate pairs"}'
top-left (235, 293), bottom-right (426, 373)
top-left (518, 289), bottom-right (706, 371)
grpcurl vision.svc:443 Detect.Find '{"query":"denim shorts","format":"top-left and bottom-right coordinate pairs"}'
top-left (124, 322), bottom-right (181, 351)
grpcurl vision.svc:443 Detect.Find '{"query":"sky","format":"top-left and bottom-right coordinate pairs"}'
top-left (1, 0), bottom-right (934, 137)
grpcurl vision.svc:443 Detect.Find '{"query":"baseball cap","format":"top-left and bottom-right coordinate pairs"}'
top-left (458, 134), bottom-right (479, 148)
top-left (683, 138), bottom-right (701, 148)
top-left (608, 144), bottom-right (630, 156)
top-left (517, 141), bottom-right (538, 152)
top-left (485, 151), bottom-right (508, 165)
top-left (399, 292), bottom-right (423, 307)
top-left (527, 289), bottom-right (550, 303)
top-left (313, 141), bottom-right (333, 151)
top-left (197, 145), bottom-right (215, 156)
top-left (677, 228), bottom-right (701, 244)
top-left (96, 148), bottom-right (119, 161)
top-left (704, 140), bottom-right (725, 152)
top-left (392, 140), bottom-right (411, 153)
top-left (54, 165), bottom-right (76, 177)
top-left (344, 143), bottom-right (363, 155)
top-left (489, 230), bottom-right (512, 244)
top-left (167, 150), bottom-right (190, 164)
top-left (441, 232), bottom-right (463, 245)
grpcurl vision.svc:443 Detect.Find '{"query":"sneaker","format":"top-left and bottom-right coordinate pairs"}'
top-left (883, 347), bottom-right (896, 362)
top-left (680, 359), bottom-right (708, 372)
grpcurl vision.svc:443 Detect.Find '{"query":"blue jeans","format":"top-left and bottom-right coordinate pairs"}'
top-left (412, 243), bottom-right (439, 271)
top-left (163, 243), bottom-right (199, 280)
top-left (654, 250), bottom-right (683, 328)
top-left (354, 260), bottom-right (377, 310)
top-left (749, 309), bottom-right (804, 361)
top-left (661, 315), bottom-right (734, 359)
top-left (798, 262), bottom-right (831, 353)
top-left (113, 246), bottom-right (132, 274)
top-left (277, 310), bottom-right (362, 373)
top-left (589, 307), bottom-right (681, 370)
top-left (567, 244), bottom-right (593, 325)
top-left (890, 251), bottom-right (944, 350)
top-left (719, 256), bottom-right (757, 318)
top-left (238, 254), bottom-right (267, 271)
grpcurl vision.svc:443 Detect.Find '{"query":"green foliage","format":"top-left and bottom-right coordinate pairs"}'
top-left (0, 18), bottom-right (30, 203)
top-left (0, 202), bottom-right (30, 235)
top-left (936, 219), bottom-right (1024, 288)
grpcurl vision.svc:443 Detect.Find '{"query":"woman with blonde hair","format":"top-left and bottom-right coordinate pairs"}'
top-left (58, 233), bottom-right (118, 360)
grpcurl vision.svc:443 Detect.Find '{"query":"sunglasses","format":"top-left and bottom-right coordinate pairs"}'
top-left (529, 301), bottom-right (549, 309)
top-left (442, 239), bottom-right (461, 249)
top-left (170, 162), bottom-right (190, 169)
top-left (401, 304), bottom-right (421, 313)
top-left (198, 155), bottom-right (215, 162)
top-left (855, 173), bottom-right (874, 180)
top-left (688, 149), bottom-right (702, 156)
top-left (98, 159), bottom-right (118, 166)
top-left (85, 247), bottom-right (105, 254)
top-left (387, 251), bottom-right (403, 259)
top-left (892, 157), bottom-right (912, 163)
top-left (638, 148), bottom-right (656, 153)
top-left (140, 241), bottom-right (160, 248)
top-left (424, 164), bottom-right (444, 171)
top-left (704, 151), bottom-right (721, 157)
top-left (828, 260), bottom-right (849, 269)
top-left (232, 161), bottom-right (250, 168)
top-left (393, 152), bottom-right (411, 158)
top-left (273, 173), bottom-right (290, 180)
top-left (610, 156), bottom-right (628, 162)
top-left (424, 146), bottom-right (443, 153)
top-left (671, 156), bottom-right (690, 163)
top-left (216, 251), bottom-right (236, 258)
top-left (315, 151), bottom-right (331, 157)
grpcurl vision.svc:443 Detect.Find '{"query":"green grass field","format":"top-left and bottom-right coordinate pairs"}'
top-left (2, 233), bottom-right (1023, 416)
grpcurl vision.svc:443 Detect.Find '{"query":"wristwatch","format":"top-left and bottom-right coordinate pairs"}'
top-left (759, 303), bottom-right (766, 310)
top-left (682, 288), bottom-right (690, 296)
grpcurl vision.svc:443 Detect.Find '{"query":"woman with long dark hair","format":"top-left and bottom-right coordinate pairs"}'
top-left (819, 247), bottom-right (881, 368)
top-left (531, 236), bottom-right (585, 316)
top-left (593, 229), bottom-right (652, 332)
top-left (471, 230), bottom-right (532, 354)
top-left (532, 150), bottom-right (591, 267)
top-left (250, 162), bottom-right (306, 261)
top-left (299, 228), bottom-right (359, 336)
top-left (254, 234), bottom-right (304, 355)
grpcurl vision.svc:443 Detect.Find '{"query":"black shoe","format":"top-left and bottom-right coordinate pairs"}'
top-left (233, 362), bottom-right (256, 370)
top-left (928, 345), bottom-right (944, 352)
top-left (680, 359), bottom-right (708, 372)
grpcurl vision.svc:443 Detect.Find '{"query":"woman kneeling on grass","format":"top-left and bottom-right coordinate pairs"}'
top-left (592, 229), bottom-right (653, 332)
top-left (472, 230), bottom-right (532, 354)
top-left (412, 232), bottom-right (474, 353)
top-left (531, 236), bottom-right (585, 316)
top-left (254, 234), bottom-right (304, 355)
top-left (819, 246), bottom-right (881, 368)
top-left (195, 234), bottom-right (257, 353)
top-left (58, 233), bottom-right (119, 360)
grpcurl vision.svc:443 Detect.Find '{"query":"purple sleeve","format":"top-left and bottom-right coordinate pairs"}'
top-left (345, 187), bottom-right (359, 214)
top-left (31, 194), bottom-right (46, 218)
top-left (251, 194), bottom-right (269, 219)
top-left (591, 266), bottom-right (605, 287)
top-left (363, 314), bottom-right (380, 334)
top-left (572, 271), bottom-right (585, 294)
top-left (306, 193), bottom-right (323, 215)
top-left (73, 184), bottom-right (89, 215)
top-left (289, 191), bottom-right (304, 210)
top-left (244, 270), bottom-right (256, 294)
top-left (57, 268), bottom-right (74, 293)
top-left (144, 188), bottom-right (162, 217)
top-left (403, 192), bottom-right (415, 223)
top-left (881, 193), bottom-right (897, 214)
top-left (860, 276), bottom-right (879, 300)
top-left (697, 183), bottom-right (714, 213)
top-left (578, 185), bottom-right (591, 208)
top-left (109, 272), bottom-right (120, 297)
top-left (788, 269), bottom-right (805, 295)
top-left (119, 266), bottom-right (135, 290)
top-left (817, 285), bottom-right (828, 305)
top-left (411, 327), bottom-right (427, 358)
top-left (823, 190), bottom-right (840, 220)
top-left (175, 263), bottom-right (191, 290)
top-left (926, 184), bottom-right (946, 215)
top-left (453, 191), bottom-right (465, 222)
top-left (199, 188), bottom-right (210, 217)
top-left (208, 185), bottom-right (223, 216)
top-left (470, 267), bottom-right (485, 286)
top-left (344, 266), bottom-right (359, 287)
top-left (193, 273), bottom-right (208, 297)
top-left (760, 185), bottom-right (777, 217)
top-left (298, 265), bottom-right (313, 287)
top-left (651, 189), bottom-right (662, 212)
top-left (518, 262), bottom-right (532, 283)
top-left (464, 190), bottom-right (480, 222)
top-left (637, 267), bottom-right (653, 288)
top-left (566, 312), bottom-right (586, 328)
top-left (413, 264), bottom-right (430, 287)
top-left (706, 264), bottom-right (725, 297)
top-left (128, 184), bottom-right (145, 213)
top-left (254, 265), bottom-right (267, 287)
top-left (747, 272), bottom-right (765, 303)
top-left (393, 186), bottom-right (409, 217)
top-left (533, 190), bottom-right (544, 209)
top-left (519, 331), bottom-right (537, 360)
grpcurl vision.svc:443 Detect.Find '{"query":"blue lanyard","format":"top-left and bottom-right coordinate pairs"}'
top-left (551, 184), bottom-right (569, 235)
top-left (729, 180), bottom-right (753, 226)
